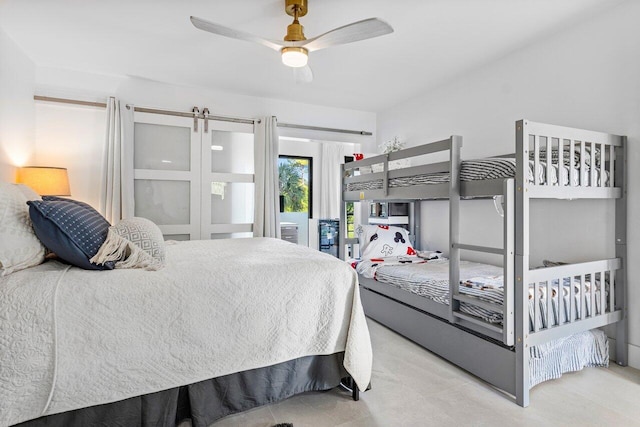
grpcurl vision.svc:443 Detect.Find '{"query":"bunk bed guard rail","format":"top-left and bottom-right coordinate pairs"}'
top-left (342, 137), bottom-right (460, 202)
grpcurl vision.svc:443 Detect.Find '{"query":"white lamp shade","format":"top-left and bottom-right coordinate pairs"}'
top-left (16, 167), bottom-right (71, 196)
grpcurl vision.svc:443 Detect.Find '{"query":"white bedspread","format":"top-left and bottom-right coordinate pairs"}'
top-left (0, 238), bottom-right (372, 426)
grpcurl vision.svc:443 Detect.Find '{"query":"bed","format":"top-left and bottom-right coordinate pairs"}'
top-left (339, 119), bottom-right (627, 407)
top-left (0, 237), bottom-right (372, 426)
top-left (355, 256), bottom-right (609, 387)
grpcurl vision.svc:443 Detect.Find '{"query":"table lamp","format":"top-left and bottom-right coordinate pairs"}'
top-left (16, 166), bottom-right (71, 196)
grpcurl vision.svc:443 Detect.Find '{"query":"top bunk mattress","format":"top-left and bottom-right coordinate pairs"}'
top-left (346, 158), bottom-right (608, 192)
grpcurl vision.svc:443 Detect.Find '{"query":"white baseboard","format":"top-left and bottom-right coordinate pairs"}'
top-left (630, 343), bottom-right (640, 369)
top-left (608, 338), bottom-right (640, 369)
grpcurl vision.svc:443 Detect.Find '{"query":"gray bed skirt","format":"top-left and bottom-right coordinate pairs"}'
top-left (14, 352), bottom-right (347, 427)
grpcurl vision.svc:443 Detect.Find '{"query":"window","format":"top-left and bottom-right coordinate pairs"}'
top-left (279, 156), bottom-right (312, 246)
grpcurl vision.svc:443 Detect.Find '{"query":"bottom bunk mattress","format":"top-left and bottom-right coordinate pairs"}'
top-left (364, 258), bottom-right (606, 331)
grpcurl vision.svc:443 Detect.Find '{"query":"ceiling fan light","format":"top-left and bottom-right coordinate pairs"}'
top-left (281, 47), bottom-right (308, 67)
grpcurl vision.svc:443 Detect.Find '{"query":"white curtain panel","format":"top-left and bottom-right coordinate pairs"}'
top-left (121, 104), bottom-right (135, 218)
top-left (320, 142), bottom-right (345, 219)
top-left (253, 116), bottom-right (280, 238)
top-left (100, 98), bottom-right (134, 224)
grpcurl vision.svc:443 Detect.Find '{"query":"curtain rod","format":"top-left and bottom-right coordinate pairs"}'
top-left (34, 96), bottom-right (256, 125)
top-left (34, 95), bottom-right (107, 108)
top-left (277, 122), bottom-right (373, 136)
top-left (129, 106), bottom-right (256, 125)
top-left (34, 95), bottom-right (373, 136)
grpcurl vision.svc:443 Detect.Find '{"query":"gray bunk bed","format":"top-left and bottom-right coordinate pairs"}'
top-left (339, 119), bottom-right (627, 407)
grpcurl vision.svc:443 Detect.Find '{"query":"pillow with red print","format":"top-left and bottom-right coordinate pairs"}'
top-left (358, 224), bottom-right (416, 259)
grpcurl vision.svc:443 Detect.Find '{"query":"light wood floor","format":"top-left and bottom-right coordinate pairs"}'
top-left (203, 319), bottom-right (640, 426)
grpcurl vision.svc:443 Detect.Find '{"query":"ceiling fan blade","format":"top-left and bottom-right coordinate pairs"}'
top-left (190, 16), bottom-right (284, 51)
top-left (293, 65), bottom-right (314, 84)
top-left (300, 18), bottom-right (393, 53)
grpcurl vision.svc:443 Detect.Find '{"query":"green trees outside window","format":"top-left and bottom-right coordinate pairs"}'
top-left (279, 157), bottom-right (311, 214)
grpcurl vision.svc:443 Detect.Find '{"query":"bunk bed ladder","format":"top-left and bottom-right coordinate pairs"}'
top-left (448, 136), bottom-right (462, 324)
top-left (503, 178), bottom-right (515, 346)
top-left (450, 178), bottom-right (515, 346)
top-left (515, 119), bottom-right (531, 408)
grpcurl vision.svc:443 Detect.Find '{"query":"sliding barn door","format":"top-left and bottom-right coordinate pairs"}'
top-left (132, 112), bottom-right (255, 241)
top-left (133, 112), bottom-right (201, 240)
top-left (201, 120), bottom-right (255, 239)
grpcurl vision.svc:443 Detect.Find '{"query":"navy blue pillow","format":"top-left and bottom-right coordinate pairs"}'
top-left (27, 196), bottom-right (114, 270)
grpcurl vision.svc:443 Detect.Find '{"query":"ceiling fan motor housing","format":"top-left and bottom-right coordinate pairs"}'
top-left (285, 22), bottom-right (306, 41)
top-left (284, 0), bottom-right (307, 41)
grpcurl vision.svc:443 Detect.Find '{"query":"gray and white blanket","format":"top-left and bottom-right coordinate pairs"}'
top-left (368, 259), bottom-right (505, 323)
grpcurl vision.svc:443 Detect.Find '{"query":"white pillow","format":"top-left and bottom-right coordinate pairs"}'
top-left (355, 224), bottom-right (380, 255)
top-left (357, 224), bottom-right (416, 259)
top-left (0, 183), bottom-right (46, 276)
top-left (91, 217), bottom-right (166, 270)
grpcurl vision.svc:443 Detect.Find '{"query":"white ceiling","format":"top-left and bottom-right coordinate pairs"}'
top-left (0, 0), bottom-right (625, 112)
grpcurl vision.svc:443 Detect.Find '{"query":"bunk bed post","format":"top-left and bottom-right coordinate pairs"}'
top-left (503, 178), bottom-right (515, 346)
top-left (411, 202), bottom-right (421, 251)
top-left (339, 164), bottom-right (347, 260)
top-left (515, 120), bottom-right (530, 407)
top-left (614, 136), bottom-right (628, 366)
top-left (449, 136), bottom-right (462, 323)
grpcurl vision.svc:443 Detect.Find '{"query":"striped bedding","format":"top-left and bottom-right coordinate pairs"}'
top-left (373, 259), bottom-right (606, 331)
top-left (374, 260), bottom-right (505, 323)
top-left (367, 259), bottom-right (609, 387)
top-left (529, 329), bottom-right (608, 388)
top-left (347, 158), bottom-right (609, 192)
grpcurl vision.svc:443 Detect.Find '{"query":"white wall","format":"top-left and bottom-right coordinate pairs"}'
top-left (0, 28), bottom-right (35, 181)
top-left (34, 103), bottom-right (105, 208)
top-left (377, 1), bottom-right (640, 367)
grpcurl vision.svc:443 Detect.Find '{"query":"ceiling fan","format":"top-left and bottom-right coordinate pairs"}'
top-left (190, 0), bottom-right (393, 83)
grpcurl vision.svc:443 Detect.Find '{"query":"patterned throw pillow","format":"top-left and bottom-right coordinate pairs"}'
top-left (0, 183), bottom-right (46, 275)
top-left (28, 196), bottom-right (114, 270)
top-left (357, 224), bottom-right (416, 259)
top-left (91, 217), bottom-right (165, 270)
